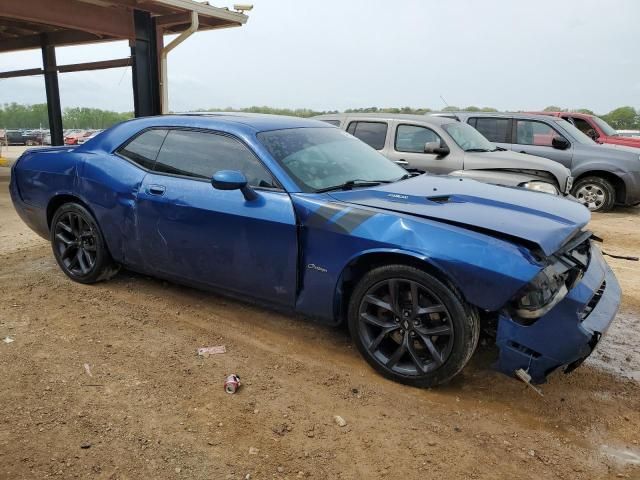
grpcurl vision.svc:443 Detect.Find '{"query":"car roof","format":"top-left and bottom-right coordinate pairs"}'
top-left (151, 112), bottom-right (327, 132)
top-left (530, 111), bottom-right (594, 119)
top-left (435, 111), bottom-right (566, 122)
top-left (314, 112), bottom-right (456, 126)
top-left (81, 113), bottom-right (333, 155)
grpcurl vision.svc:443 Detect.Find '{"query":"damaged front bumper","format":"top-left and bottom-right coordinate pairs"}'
top-left (495, 247), bottom-right (621, 384)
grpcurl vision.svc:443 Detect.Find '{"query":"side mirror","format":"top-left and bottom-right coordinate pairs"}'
top-left (424, 141), bottom-right (450, 156)
top-left (551, 137), bottom-right (570, 150)
top-left (211, 170), bottom-right (258, 201)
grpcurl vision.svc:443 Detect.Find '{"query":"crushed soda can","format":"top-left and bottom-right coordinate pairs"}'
top-left (224, 374), bottom-right (241, 394)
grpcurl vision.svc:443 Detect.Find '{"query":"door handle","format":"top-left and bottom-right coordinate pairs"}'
top-left (519, 151), bottom-right (528, 154)
top-left (148, 184), bottom-right (166, 196)
top-left (395, 159), bottom-right (410, 166)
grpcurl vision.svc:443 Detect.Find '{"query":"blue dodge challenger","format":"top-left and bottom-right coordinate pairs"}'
top-left (10, 114), bottom-right (621, 387)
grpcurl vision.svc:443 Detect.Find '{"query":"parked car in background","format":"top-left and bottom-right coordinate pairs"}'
top-left (315, 113), bottom-right (572, 196)
top-left (435, 112), bottom-right (640, 212)
top-left (64, 130), bottom-right (87, 145)
top-left (6, 130), bottom-right (26, 145)
top-left (23, 130), bottom-right (46, 146)
top-left (77, 130), bottom-right (103, 145)
top-left (534, 111), bottom-right (640, 149)
top-left (10, 113), bottom-right (620, 387)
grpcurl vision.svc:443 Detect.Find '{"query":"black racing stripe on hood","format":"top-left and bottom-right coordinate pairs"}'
top-left (333, 208), bottom-right (378, 233)
top-left (305, 203), bottom-right (346, 230)
top-left (305, 203), bottom-right (378, 235)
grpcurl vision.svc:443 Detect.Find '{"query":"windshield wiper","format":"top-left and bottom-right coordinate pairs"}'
top-left (316, 179), bottom-right (392, 193)
top-left (464, 148), bottom-right (492, 152)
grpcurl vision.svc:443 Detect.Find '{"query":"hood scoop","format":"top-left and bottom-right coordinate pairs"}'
top-left (426, 195), bottom-right (465, 205)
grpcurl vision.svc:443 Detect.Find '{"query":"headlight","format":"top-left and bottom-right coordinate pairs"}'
top-left (515, 265), bottom-right (569, 319)
top-left (520, 181), bottom-right (559, 195)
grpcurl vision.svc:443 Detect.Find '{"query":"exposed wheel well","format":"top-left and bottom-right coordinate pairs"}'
top-left (46, 194), bottom-right (91, 230)
top-left (574, 171), bottom-right (625, 204)
top-left (335, 252), bottom-right (463, 324)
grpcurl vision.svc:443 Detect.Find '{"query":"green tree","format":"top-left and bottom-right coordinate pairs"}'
top-left (600, 106), bottom-right (638, 129)
top-left (575, 108), bottom-right (594, 115)
top-left (543, 105), bottom-right (565, 112)
top-left (0, 103), bottom-right (49, 129)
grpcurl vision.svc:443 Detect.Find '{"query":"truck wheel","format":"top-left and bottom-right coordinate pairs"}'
top-left (348, 265), bottom-right (479, 387)
top-left (50, 203), bottom-right (119, 284)
top-left (571, 176), bottom-right (616, 212)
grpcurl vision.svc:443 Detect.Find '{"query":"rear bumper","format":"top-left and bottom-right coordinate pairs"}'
top-left (495, 247), bottom-right (620, 384)
top-left (9, 167), bottom-right (50, 240)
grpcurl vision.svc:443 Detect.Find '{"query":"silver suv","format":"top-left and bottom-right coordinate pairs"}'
top-left (314, 113), bottom-right (572, 197)
top-left (434, 112), bottom-right (640, 212)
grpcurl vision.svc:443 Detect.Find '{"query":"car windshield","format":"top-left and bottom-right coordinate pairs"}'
top-left (441, 122), bottom-right (497, 152)
top-left (257, 127), bottom-right (407, 192)
top-left (592, 116), bottom-right (619, 136)
top-left (554, 119), bottom-right (596, 145)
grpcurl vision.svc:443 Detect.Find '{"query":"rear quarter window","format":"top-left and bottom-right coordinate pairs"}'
top-left (470, 117), bottom-right (511, 143)
top-left (346, 121), bottom-right (388, 150)
top-left (117, 129), bottom-right (168, 169)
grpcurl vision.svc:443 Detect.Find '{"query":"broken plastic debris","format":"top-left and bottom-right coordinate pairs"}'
top-left (197, 345), bottom-right (226, 357)
top-left (515, 368), bottom-right (544, 397)
top-left (83, 363), bottom-right (93, 377)
top-left (3, 337), bottom-right (14, 344)
top-left (333, 415), bottom-right (347, 427)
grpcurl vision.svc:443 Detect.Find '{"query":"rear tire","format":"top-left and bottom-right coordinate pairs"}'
top-left (50, 203), bottom-right (119, 284)
top-left (571, 176), bottom-right (616, 212)
top-left (348, 265), bottom-right (479, 387)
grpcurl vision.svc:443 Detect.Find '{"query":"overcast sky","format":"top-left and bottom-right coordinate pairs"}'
top-left (0, 0), bottom-right (638, 113)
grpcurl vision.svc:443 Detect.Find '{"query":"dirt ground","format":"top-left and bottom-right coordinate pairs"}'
top-left (1, 151), bottom-right (639, 479)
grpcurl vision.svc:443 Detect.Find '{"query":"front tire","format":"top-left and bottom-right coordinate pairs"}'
top-left (571, 176), bottom-right (616, 212)
top-left (348, 265), bottom-right (479, 387)
top-left (50, 203), bottom-right (119, 284)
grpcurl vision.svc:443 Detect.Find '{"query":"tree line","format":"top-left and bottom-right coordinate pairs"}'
top-left (0, 103), bottom-right (133, 130)
top-left (1, 102), bottom-right (639, 130)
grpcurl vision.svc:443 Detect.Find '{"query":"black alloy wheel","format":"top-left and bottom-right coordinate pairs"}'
top-left (50, 203), bottom-right (119, 284)
top-left (348, 265), bottom-right (479, 387)
top-left (359, 278), bottom-right (454, 375)
top-left (54, 211), bottom-right (98, 276)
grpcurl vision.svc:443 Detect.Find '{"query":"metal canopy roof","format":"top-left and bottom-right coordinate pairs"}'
top-left (0, 0), bottom-right (248, 53)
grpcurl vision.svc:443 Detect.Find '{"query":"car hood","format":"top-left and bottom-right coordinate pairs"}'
top-left (604, 136), bottom-right (640, 148)
top-left (599, 142), bottom-right (640, 153)
top-left (328, 174), bottom-right (590, 256)
top-left (464, 150), bottom-right (569, 177)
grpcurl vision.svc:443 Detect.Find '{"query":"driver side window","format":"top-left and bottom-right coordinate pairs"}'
top-left (395, 124), bottom-right (441, 153)
top-left (153, 130), bottom-right (279, 189)
top-left (569, 117), bottom-right (596, 137)
top-left (515, 120), bottom-right (566, 147)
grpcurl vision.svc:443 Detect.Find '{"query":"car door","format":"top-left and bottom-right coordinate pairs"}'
top-left (468, 116), bottom-right (513, 150)
top-left (390, 123), bottom-right (460, 174)
top-left (135, 128), bottom-right (298, 306)
top-left (512, 119), bottom-right (574, 169)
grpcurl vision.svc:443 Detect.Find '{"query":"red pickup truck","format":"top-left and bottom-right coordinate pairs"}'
top-left (534, 111), bottom-right (640, 149)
